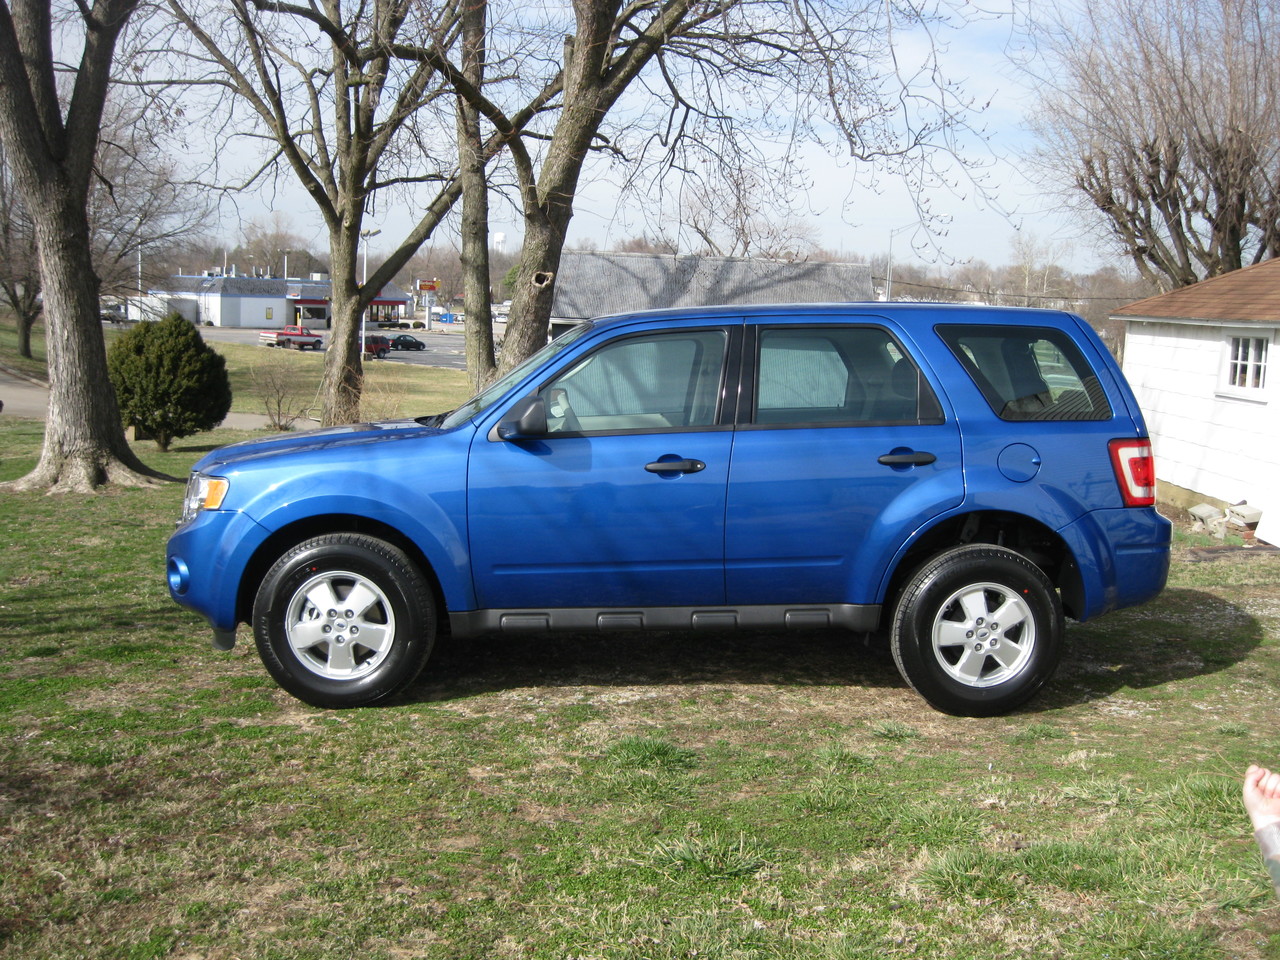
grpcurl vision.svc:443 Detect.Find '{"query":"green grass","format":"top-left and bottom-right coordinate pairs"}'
top-left (4, 351), bottom-right (1280, 955)
top-left (0, 311), bottom-right (472, 425)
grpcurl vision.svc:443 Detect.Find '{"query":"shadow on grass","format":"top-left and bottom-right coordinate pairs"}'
top-left (402, 585), bottom-right (1264, 715)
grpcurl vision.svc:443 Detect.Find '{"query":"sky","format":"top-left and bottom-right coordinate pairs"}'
top-left (223, 1), bottom-right (1112, 277)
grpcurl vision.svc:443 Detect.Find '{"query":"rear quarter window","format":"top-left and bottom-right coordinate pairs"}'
top-left (936, 324), bottom-right (1112, 421)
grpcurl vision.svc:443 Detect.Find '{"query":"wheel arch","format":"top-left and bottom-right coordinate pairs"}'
top-left (884, 510), bottom-right (1085, 620)
top-left (234, 514), bottom-right (449, 632)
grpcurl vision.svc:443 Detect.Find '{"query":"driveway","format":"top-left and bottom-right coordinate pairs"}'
top-left (0, 365), bottom-right (50, 419)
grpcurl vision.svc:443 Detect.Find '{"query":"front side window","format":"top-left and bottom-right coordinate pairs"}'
top-left (1226, 335), bottom-right (1268, 391)
top-left (937, 324), bottom-right (1112, 422)
top-left (752, 326), bottom-right (941, 425)
top-left (541, 329), bottom-right (728, 434)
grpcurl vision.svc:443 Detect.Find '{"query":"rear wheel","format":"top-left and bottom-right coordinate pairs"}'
top-left (890, 544), bottom-right (1063, 717)
top-left (252, 534), bottom-right (435, 708)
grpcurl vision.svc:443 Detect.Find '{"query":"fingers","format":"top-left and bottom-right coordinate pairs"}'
top-left (1252, 767), bottom-right (1280, 801)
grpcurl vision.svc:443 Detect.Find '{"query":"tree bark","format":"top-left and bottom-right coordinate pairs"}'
top-left (8, 195), bottom-right (163, 492)
top-left (456, 0), bottom-right (496, 390)
top-left (320, 230), bottom-right (365, 425)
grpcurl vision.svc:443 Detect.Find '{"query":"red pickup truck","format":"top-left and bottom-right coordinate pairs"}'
top-left (259, 325), bottom-right (324, 350)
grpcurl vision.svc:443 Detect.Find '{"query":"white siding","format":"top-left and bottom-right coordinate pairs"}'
top-left (1124, 319), bottom-right (1279, 514)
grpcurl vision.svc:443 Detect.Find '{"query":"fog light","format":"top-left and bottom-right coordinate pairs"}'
top-left (168, 556), bottom-right (190, 596)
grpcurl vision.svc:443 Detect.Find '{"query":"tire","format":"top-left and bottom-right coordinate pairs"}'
top-left (890, 544), bottom-right (1063, 717)
top-left (252, 534), bottom-right (436, 708)
top-left (377, 348), bottom-right (389, 359)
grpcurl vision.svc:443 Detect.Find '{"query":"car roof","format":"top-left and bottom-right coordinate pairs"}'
top-left (588, 301), bottom-right (1077, 329)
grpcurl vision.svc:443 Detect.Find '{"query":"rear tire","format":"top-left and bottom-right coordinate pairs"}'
top-left (252, 534), bottom-right (435, 708)
top-left (890, 544), bottom-right (1063, 717)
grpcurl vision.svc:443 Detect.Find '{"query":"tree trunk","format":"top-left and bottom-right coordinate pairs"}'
top-left (5, 199), bottom-right (165, 492)
top-left (320, 248), bottom-right (366, 426)
top-left (500, 214), bottom-right (568, 373)
top-left (15, 305), bottom-right (38, 359)
top-left (456, 0), bottom-right (496, 390)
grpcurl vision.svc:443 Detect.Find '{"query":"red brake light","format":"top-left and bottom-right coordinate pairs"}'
top-left (1109, 438), bottom-right (1156, 507)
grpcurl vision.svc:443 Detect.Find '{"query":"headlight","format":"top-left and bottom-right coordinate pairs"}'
top-left (180, 473), bottom-right (229, 525)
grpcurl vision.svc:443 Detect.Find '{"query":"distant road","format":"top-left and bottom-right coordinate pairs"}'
top-left (198, 324), bottom-right (472, 371)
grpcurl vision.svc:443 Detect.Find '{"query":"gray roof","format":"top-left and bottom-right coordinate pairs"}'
top-left (550, 252), bottom-right (874, 320)
top-left (158, 274), bottom-right (411, 303)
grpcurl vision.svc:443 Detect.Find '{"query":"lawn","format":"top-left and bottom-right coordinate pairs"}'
top-left (2, 416), bottom-right (1280, 959)
top-left (0, 312), bottom-right (473, 423)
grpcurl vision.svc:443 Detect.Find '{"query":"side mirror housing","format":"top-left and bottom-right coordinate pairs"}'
top-left (495, 395), bottom-right (548, 440)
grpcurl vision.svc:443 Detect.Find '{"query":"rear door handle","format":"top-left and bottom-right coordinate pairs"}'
top-left (645, 458), bottom-right (706, 475)
top-left (877, 451), bottom-right (936, 466)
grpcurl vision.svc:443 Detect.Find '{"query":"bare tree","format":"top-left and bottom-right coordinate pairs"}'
top-left (1027, 0), bottom-right (1280, 288)
top-left (234, 213), bottom-right (317, 278)
top-left (0, 142), bottom-right (42, 358)
top-left (0, 0), bottom-right (167, 492)
top-left (401, 0), bottom-right (990, 373)
top-left (163, 0), bottom-right (471, 424)
top-left (89, 98), bottom-right (215, 299)
top-left (1, 99), bottom-right (211, 357)
top-left (679, 162), bottom-right (821, 261)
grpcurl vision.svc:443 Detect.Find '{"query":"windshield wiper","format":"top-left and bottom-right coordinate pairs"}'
top-left (414, 410), bottom-right (453, 428)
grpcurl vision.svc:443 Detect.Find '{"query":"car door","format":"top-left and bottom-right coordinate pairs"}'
top-left (467, 325), bottom-right (738, 610)
top-left (724, 320), bottom-right (965, 606)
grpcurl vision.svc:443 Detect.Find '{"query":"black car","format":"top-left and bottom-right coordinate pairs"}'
top-left (391, 334), bottom-right (426, 351)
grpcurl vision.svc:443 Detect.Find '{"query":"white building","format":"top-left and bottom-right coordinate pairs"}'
top-left (146, 273), bottom-right (412, 328)
top-left (1115, 259), bottom-right (1279, 541)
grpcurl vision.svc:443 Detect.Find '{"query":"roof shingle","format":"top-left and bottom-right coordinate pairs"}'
top-left (1114, 258), bottom-right (1280, 323)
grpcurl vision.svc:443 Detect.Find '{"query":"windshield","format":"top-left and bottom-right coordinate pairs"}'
top-left (437, 322), bottom-right (595, 430)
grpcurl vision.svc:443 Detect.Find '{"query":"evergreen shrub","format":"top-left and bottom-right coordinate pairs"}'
top-left (107, 312), bottom-right (232, 450)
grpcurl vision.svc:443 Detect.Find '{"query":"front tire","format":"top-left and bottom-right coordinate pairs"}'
top-left (252, 534), bottom-right (435, 708)
top-left (890, 544), bottom-right (1063, 717)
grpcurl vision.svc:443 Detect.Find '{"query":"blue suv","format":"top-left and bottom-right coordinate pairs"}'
top-left (166, 303), bottom-right (1171, 716)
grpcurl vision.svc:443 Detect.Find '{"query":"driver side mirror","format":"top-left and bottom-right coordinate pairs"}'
top-left (495, 395), bottom-right (548, 440)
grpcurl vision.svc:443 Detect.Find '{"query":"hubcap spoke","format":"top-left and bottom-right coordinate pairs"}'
top-left (990, 596), bottom-right (1028, 633)
top-left (326, 639), bottom-right (358, 673)
top-left (953, 646), bottom-right (988, 681)
top-left (354, 622), bottom-right (392, 654)
top-left (958, 589), bottom-right (992, 623)
top-left (288, 618), bottom-right (329, 653)
top-left (935, 619), bottom-right (972, 648)
top-left (303, 580), bottom-right (341, 616)
top-left (344, 582), bottom-right (382, 620)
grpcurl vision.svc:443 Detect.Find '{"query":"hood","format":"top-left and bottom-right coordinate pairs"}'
top-left (192, 418), bottom-right (448, 473)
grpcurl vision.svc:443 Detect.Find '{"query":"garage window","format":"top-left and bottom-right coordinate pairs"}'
top-left (1226, 335), bottom-right (1268, 390)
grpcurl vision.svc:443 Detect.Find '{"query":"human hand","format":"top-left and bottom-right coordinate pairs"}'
top-left (1244, 765), bottom-right (1280, 832)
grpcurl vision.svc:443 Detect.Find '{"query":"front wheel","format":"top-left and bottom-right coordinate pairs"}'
top-left (252, 534), bottom-right (436, 708)
top-left (890, 544), bottom-right (1063, 717)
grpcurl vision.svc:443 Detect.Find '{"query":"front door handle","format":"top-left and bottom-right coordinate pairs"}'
top-left (645, 458), bottom-right (706, 475)
top-left (877, 450), bottom-right (937, 466)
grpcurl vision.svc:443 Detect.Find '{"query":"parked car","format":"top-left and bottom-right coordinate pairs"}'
top-left (166, 303), bottom-right (1171, 717)
top-left (391, 334), bottom-right (426, 351)
top-left (260, 325), bottom-right (324, 350)
top-left (362, 334), bottom-right (391, 359)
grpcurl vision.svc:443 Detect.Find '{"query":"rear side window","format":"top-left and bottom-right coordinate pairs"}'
top-left (753, 326), bottom-right (942, 425)
top-left (936, 324), bottom-right (1112, 421)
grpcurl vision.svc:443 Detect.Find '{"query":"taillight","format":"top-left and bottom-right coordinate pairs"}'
top-left (1109, 438), bottom-right (1156, 507)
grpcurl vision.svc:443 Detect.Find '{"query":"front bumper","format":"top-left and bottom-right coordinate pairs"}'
top-left (167, 508), bottom-right (272, 640)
